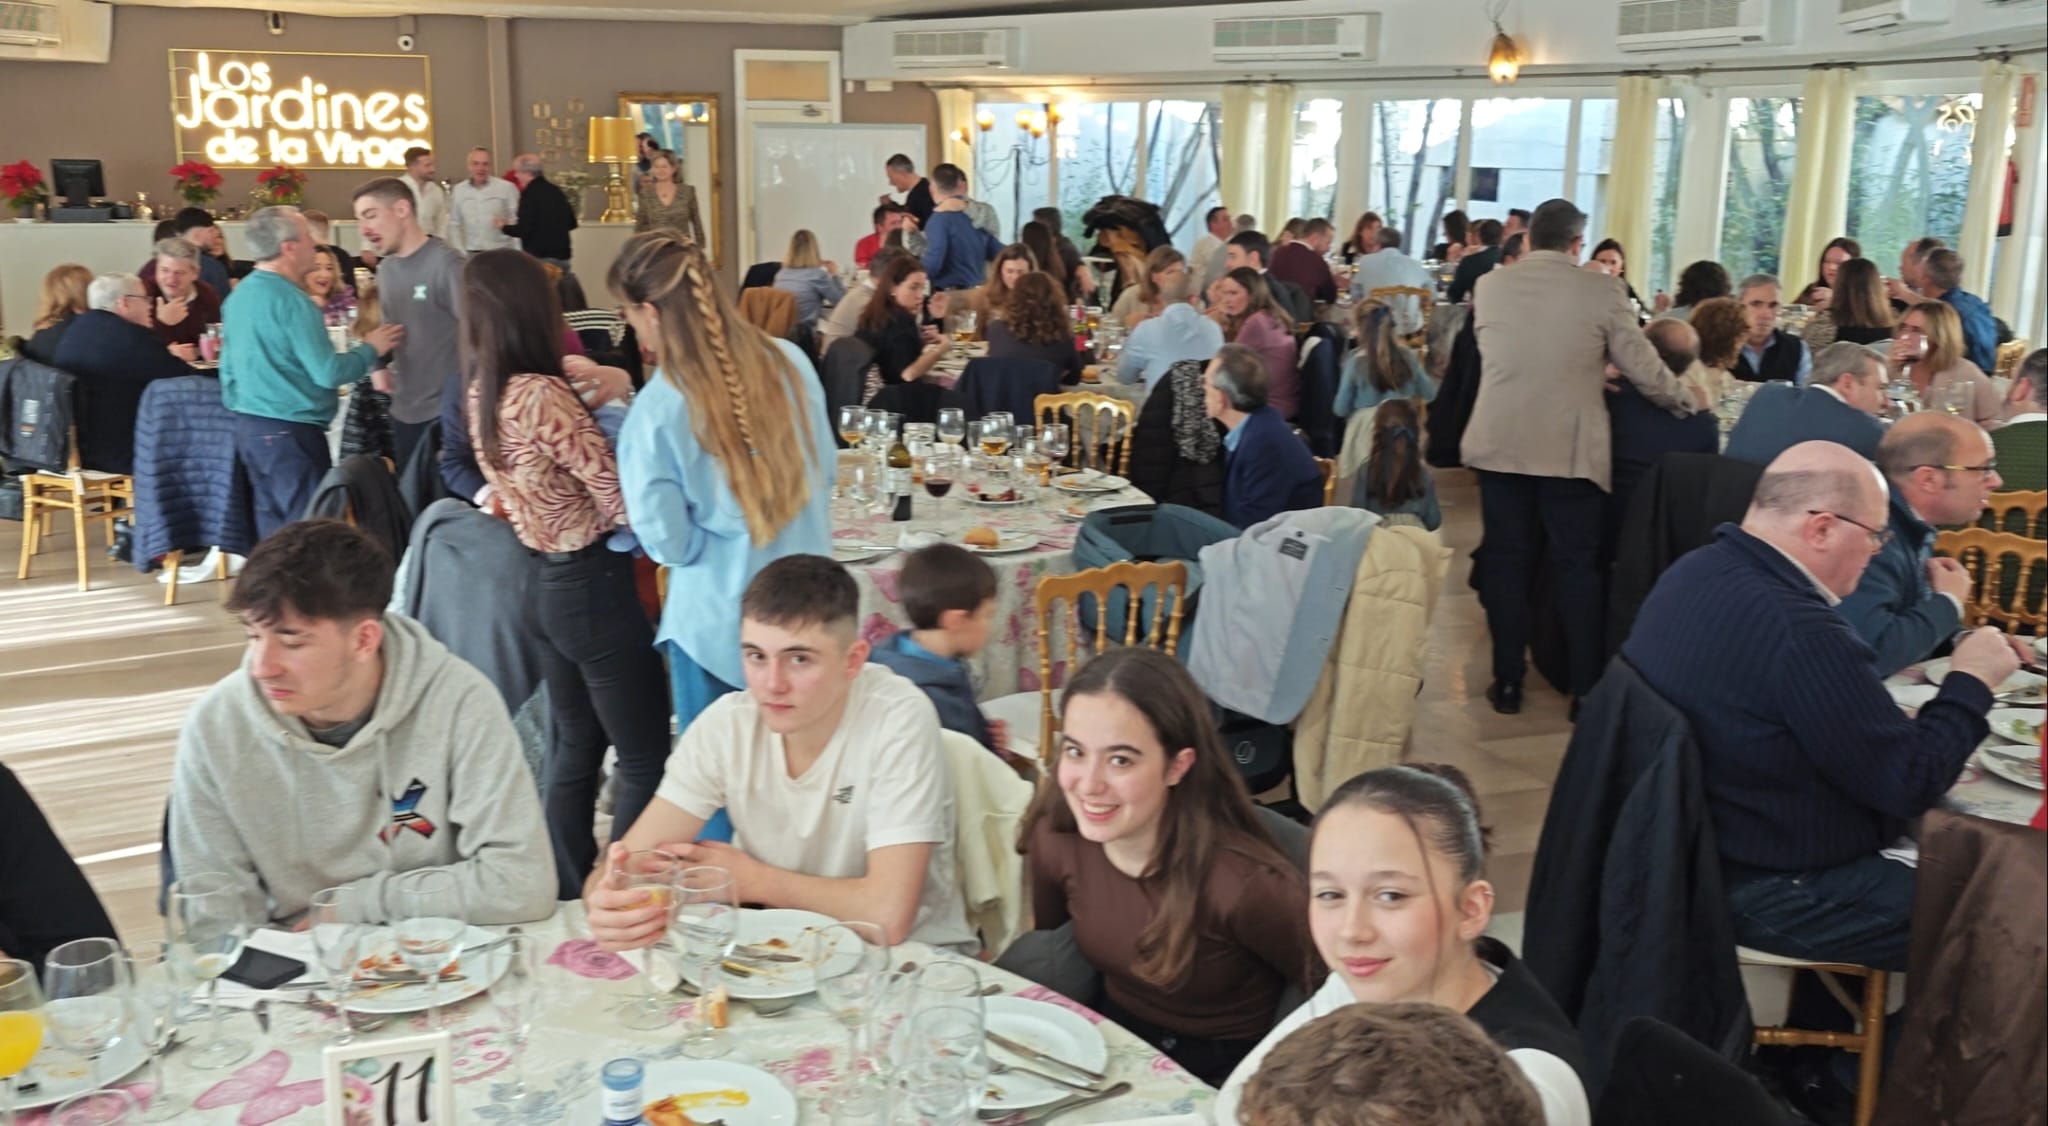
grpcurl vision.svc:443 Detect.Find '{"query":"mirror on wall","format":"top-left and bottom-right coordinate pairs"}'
top-left (617, 93), bottom-right (721, 265)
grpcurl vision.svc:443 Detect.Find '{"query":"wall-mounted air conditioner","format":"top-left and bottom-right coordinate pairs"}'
top-left (1838, 0), bottom-right (1951, 32)
top-left (889, 28), bottom-right (1016, 70)
top-left (1211, 14), bottom-right (1378, 63)
top-left (1616, 0), bottom-right (1792, 52)
top-left (0, 0), bottom-right (110, 61)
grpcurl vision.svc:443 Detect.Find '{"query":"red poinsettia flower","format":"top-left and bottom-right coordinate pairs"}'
top-left (1, 160), bottom-right (45, 197)
top-left (170, 160), bottom-right (223, 189)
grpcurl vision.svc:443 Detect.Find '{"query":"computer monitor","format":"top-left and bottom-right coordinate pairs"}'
top-left (50, 159), bottom-right (104, 207)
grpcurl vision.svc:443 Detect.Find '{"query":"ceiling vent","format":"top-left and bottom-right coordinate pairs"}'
top-left (1838, 0), bottom-right (1952, 32)
top-left (1211, 14), bottom-right (1378, 63)
top-left (1616, 0), bottom-right (1792, 52)
top-left (889, 28), bottom-right (1016, 69)
top-left (0, 0), bottom-right (110, 62)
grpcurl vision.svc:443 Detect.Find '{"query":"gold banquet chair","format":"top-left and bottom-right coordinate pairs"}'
top-left (1994, 338), bottom-right (2030, 381)
top-left (1365, 285), bottom-right (1435, 356)
top-left (1008, 561), bottom-right (1189, 766)
top-left (1316, 457), bottom-right (1338, 506)
top-left (17, 424), bottom-right (134, 592)
top-left (1934, 526), bottom-right (2047, 634)
top-left (1742, 950), bottom-right (1893, 1126)
top-left (1034, 392), bottom-right (1136, 478)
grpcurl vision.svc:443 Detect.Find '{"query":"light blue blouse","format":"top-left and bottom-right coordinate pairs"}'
top-left (1333, 350), bottom-right (1436, 419)
top-left (617, 338), bottom-right (837, 688)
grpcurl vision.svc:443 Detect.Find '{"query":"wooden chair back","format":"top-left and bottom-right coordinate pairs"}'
top-left (1365, 285), bottom-right (1434, 353)
top-left (1934, 527), bottom-right (2047, 633)
top-left (1994, 338), bottom-right (2030, 381)
top-left (1031, 561), bottom-right (1189, 763)
top-left (1979, 489), bottom-right (2047, 538)
top-left (1316, 457), bottom-right (1337, 505)
top-left (1034, 391), bottom-right (1137, 477)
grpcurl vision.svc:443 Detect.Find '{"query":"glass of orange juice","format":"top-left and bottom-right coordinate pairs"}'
top-left (0, 957), bottom-right (46, 1126)
top-left (618, 849), bottom-right (683, 1031)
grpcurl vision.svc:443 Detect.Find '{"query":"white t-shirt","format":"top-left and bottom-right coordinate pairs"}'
top-left (1211, 975), bottom-right (1590, 1126)
top-left (654, 664), bottom-right (975, 951)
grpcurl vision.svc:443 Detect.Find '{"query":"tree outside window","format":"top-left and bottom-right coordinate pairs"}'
top-left (1720, 96), bottom-right (1800, 280)
top-left (1845, 94), bottom-right (1977, 269)
top-left (1370, 99), bottom-right (1462, 256)
top-left (1142, 100), bottom-right (1223, 254)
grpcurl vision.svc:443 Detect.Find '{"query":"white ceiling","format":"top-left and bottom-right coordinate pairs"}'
top-left (110, 0), bottom-right (1219, 25)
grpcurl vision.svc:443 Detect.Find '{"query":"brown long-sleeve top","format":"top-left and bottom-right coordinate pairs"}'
top-left (468, 374), bottom-right (626, 553)
top-left (636, 183), bottom-right (706, 247)
top-left (1027, 819), bottom-right (1317, 1040)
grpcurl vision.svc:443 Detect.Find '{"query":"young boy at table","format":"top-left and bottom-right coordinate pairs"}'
top-left (867, 544), bottom-right (1030, 770)
top-left (584, 553), bottom-right (975, 950)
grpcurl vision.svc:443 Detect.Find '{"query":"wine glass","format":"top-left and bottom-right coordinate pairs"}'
top-left (978, 414), bottom-right (1013, 462)
top-left (43, 939), bottom-right (130, 1092)
top-left (617, 849), bottom-right (682, 1031)
top-left (305, 887), bottom-right (364, 1045)
top-left (165, 872), bottom-right (249, 1070)
top-left (488, 934), bottom-right (541, 1110)
top-left (936, 407), bottom-right (967, 448)
top-left (392, 868), bottom-right (466, 1030)
top-left (866, 968), bottom-right (918, 1087)
top-left (904, 1058), bottom-right (972, 1126)
top-left (904, 1006), bottom-right (991, 1123)
top-left (864, 408), bottom-right (894, 453)
top-left (923, 448), bottom-right (958, 526)
top-left (1037, 422), bottom-right (1070, 482)
top-left (121, 943), bottom-right (184, 1122)
top-left (838, 404), bottom-right (867, 450)
top-left (954, 309), bottom-right (979, 344)
top-left (675, 866), bottom-right (738, 1059)
top-left (1938, 379), bottom-right (1972, 416)
top-left (811, 923), bottom-right (891, 1098)
top-left (912, 961), bottom-right (983, 1018)
top-left (0, 958), bottom-right (46, 1126)
top-left (51, 1090), bottom-right (136, 1126)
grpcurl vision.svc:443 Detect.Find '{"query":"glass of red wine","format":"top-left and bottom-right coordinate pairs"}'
top-left (923, 448), bottom-right (957, 528)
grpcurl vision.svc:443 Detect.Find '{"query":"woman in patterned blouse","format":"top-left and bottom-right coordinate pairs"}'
top-left (461, 248), bottom-right (672, 899)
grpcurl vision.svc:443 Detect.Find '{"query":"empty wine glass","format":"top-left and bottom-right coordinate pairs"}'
top-left (911, 961), bottom-right (983, 1019)
top-left (121, 943), bottom-right (183, 1122)
top-left (392, 868), bottom-right (466, 1030)
top-left (904, 1058), bottom-right (972, 1126)
top-left (617, 849), bottom-right (682, 1031)
top-left (488, 934), bottom-right (540, 1110)
top-left (866, 969), bottom-right (918, 1089)
top-left (165, 872), bottom-right (249, 1070)
top-left (51, 1090), bottom-right (136, 1126)
top-left (43, 939), bottom-right (130, 1092)
top-left (0, 958), bottom-right (47, 1126)
top-left (936, 407), bottom-right (967, 448)
top-left (811, 923), bottom-right (891, 1094)
top-left (675, 866), bottom-right (737, 1059)
top-left (305, 887), bottom-right (363, 1045)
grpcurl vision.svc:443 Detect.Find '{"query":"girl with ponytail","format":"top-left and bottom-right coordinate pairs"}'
top-left (1352, 399), bottom-right (1440, 530)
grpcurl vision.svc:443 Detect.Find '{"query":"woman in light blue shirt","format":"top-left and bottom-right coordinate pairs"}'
top-left (1114, 270), bottom-right (1224, 388)
top-left (772, 228), bottom-right (846, 327)
top-left (1334, 303), bottom-right (1435, 419)
top-left (613, 231), bottom-right (836, 835)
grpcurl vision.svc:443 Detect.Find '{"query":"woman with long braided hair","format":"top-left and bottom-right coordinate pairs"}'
top-left (612, 231), bottom-right (837, 799)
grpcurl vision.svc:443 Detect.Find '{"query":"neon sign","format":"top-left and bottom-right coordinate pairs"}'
top-left (170, 49), bottom-right (432, 170)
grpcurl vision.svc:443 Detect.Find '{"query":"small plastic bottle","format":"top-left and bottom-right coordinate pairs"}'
top-left (601, 1057), bottom-right (644, 1125)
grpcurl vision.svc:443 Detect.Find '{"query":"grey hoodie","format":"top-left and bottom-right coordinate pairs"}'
top-left (170, 613), bottom-right (556, 927)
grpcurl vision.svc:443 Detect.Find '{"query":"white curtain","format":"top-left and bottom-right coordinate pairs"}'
top-left (1220, 85), bottom-right (1258, 225)
top-left (1991, 68), bottom-right (2045, 335)
top-left (1219, 83), bottom-right (1298, 234)
top-left (1778, 67), bottom-right (1858, 290)
top-left (936, 88), bottom-right (975, 175)
top-left (1260, 83), bottom-right (1298, 232)
top-left (1960, 60), bottom-right (2020, 298)
top-left (1605, 76), bottom-right (1664, 277)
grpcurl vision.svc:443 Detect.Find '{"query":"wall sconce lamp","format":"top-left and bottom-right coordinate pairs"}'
top-left (1487, 22), bottom-right (1520, 84)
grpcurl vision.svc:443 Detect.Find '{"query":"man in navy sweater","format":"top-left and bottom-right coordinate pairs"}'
top-left (1722, 341), bottom-right (1889, 467)
top-left (1621, 440), bottom-right (2016, 970)
top-left (1837, 411), bottom-right (2022, 676)
top-left (921, 163), bottom-right (1001, 294)
top-left (1205, 344), bottom-right (1325, 529)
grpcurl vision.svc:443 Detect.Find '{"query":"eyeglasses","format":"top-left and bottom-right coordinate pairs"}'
top-left (1916, 462), bottom-right (1999, 477)
top-left (1808, 509), bottom-right (1892, 550)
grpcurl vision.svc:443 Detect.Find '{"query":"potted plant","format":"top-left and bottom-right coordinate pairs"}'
top-left (1, 160), bottom-right (47, 222)
top-left (169, 160), bottom-right (223, 209)
top-left (253, 164), bottom-right (308, 208)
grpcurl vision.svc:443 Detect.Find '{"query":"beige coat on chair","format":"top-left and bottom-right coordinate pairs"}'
top-left (940, 731), bottom-right (1035, 958)
top-left (1292, 523), bottom-right (1452, 811)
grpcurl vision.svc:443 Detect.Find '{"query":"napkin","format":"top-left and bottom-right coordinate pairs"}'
top-left (1879, 837), bottom-right (1920, 869)
top-left (895, 529), bottom-right (943, 550)
top-left (206, 929), bottom-right (320, 1009)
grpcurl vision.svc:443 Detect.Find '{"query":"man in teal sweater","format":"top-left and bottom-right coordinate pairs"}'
top-left (221, 206), bottom-right (403, 539)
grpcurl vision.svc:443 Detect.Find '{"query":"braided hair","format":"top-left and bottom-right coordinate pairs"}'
top-left (608, 230), bottom-right (817, 546)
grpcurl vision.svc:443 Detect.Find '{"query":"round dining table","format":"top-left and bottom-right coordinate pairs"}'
top-left (20, 904), bottom-right (1214, 1125)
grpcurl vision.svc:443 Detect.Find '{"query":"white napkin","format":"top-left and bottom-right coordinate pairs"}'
top-left (1885, 682), bottom-right (1937, 711)
top-left (1879, 838), bottom-right (1920, 869)
top-left (205, 929), bottom-right (320, 1009)
top-left (895, 529), bottom-right (943, 551)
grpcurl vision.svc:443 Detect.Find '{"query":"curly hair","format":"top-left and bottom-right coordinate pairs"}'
top-left (1241, 1003), bottom-right (1544, 1126)
top-left (1690, 296), bottom-right (1749, 371)
top-left (1003, 271), bottom-right (1071, 348)
top-left (1672, 260), bottom-right (1732, 309)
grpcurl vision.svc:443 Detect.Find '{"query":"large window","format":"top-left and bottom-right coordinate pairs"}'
top-left (1466, 97), bottom-right (1572, 224)
top-left (1142, 99), bottom-right (1223, 254)
top-left (1574, 98), bottom-right (1618, 245)
top-left (1289, 97), bottom-right (1344, 221)
top-left (1054, 102), bottom-right (1142, 244)
top-left (1845, 93), bottom-right (1977, 269)
top-left (1645, 98), bottom-right (1686, 296)
top-left (1370, 99), bottom-right (1461, 255)
top-left (1721, 96), bottom-right (1801, 280)
top-left (972, 103), bottom-right (1052, 244)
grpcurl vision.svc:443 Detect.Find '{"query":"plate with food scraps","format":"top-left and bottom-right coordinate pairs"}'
top-left (321, 925), bottom-right (510, 1014)
top-left (678, 908), bottom-right (849, 1001)
top-left (13, 1035), bottom-right (147, 1110)
top-left (1989, 708), bottom-right (2046, 746)
top-left (1052, 470), bottom-right (1128, 495)
top-left (1922, 660), bottom-right (2047, 703)
top-left (966, 487), bottom-right (1031, 506)
top-left (1978, 745), bottom-right (2045, 790)
top-left (980, 996), bottom-right (1111, 1111)
top-left (956, 530), bottom-right (1042, 555)
top-left (630, 1059), bottom-right (798, 1126)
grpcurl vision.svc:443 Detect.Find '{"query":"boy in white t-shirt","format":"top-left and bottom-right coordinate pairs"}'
top-left (584, 554), bottom-right (973, 951)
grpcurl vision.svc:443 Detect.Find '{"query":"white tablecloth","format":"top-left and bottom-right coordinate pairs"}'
top-left (1888, 662), bottom-right (2043, 826)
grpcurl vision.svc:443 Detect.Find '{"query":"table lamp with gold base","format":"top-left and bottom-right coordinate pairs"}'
top-left (588, 115), bottom-right (636, 223)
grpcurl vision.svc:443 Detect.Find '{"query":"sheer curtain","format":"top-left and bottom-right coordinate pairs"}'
top-left (1260, 83), bottom-right (1297, 232)
top-left (936, 88), bottom-right (976, 174)
top-left (1219, 83), bottom-right (1298, 234)
top-left (1778, 67), bottom-right (1859, 292)
top-left (1960, 59), bottom-right (2020, 297)
top-left (1605, 76), bottom-right (1664, 277)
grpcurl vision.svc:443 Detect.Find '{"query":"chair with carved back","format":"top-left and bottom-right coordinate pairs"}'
top-left (1028, 561), bottom-right (1189, 765)
top-left (1365, 285), bottom-right (1435, 358)
top-left (1034, 391), bottom-right (1137, 478)
top-left (1933, 526), bottom-right (2046, 634)
top-left (1994, 338), bottom-right (2030, 382)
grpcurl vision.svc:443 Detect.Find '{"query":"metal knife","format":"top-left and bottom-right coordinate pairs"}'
top-left (984, 1031), bottom-right (1108, 1084)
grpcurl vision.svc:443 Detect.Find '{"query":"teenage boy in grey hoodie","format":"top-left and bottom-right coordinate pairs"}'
top-left (169, 519), bottom-right (555, 927)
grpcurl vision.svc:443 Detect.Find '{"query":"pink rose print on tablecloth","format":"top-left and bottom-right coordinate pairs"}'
top-left (862, 612), bottom-right (902, 648)
top-left (18, 1081), bottom-right (156, 1125)
top-left (547, 938), bottom-right (637, 981)
top-left (762, 1045), bottom-right (839, 1090)
top-left (1011, 984), bottom-right (1106, 1024)
top-left (192, 1049), bottom-right (325, 1125)
top-left (869, 567), bottom-right (903, 603)
top-left (452, 1024), bottom-right (515, 1085)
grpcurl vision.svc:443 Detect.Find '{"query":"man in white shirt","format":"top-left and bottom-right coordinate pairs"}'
top-left (1348, 227), bottom-right (1435, 334)
top-left (448, 146), bottom-right (520, 253)
top-left (1192, 205), bottom-right (1233, 293)
top-left (399, 146), bottom-right (449, 241)
top-left (584, 554), bottom-right (973, 950)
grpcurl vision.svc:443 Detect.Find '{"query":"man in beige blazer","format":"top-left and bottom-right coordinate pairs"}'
top-left (1465, 198), bottom-right (1696, 716)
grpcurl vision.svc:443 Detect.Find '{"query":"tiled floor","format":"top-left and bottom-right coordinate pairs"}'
top-left (0, 467), bottom-right (1570, 942)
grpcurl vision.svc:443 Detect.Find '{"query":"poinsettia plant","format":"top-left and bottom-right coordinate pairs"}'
top-left (253, 164), bottom-right (307, 207)
top-left (169, 160), bottom-right (222, 207)
top-left (0, 160), bottom-right (47, 215)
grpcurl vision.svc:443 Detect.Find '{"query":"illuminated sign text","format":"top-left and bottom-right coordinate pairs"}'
top-left (170, 49), bottom-right (432, 170)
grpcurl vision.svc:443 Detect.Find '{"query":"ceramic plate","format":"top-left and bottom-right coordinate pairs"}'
top-left (678, 908), bottom-right (850, 1001)
top-left (321, 926), bottom-right (510, 1014)
top-left (1922, 660), bottom-right (2047, 703)
top-left (16, 1033), bottom-right (147, 1110)
top-left (1989, 708), bottom-right (2046, 746)
top-left (626, 1059), bottom-right (799, 1126)
top-left (981, 996), bottom-right (1110, 1111)
top-left (832, 543), bottom-right (895, 565)
top-left (957, 532), bottom-right (1041, 555)
top-left (1979, 746), bottom-right (2045, 790)
top-left (1053, 472), bottom-right (1128, 495)
top-left (965, 491), bottom-right (1031, 507)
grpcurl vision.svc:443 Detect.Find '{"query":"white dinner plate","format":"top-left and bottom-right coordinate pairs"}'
top-left (965, 491), bottom-right (1031, 507)
top-left (956, 532), bottom-right (1041, 555)
top-left (1989, 708), bottom-right (2045, 746)
top-left (832, 543), bottom-right (894, 565)
top-left (624, 1059), bottom-right (799, 1126)
top-left (16, 1032), bottom-right (148, 1110)
top-left (1979, 745), bottom-right (2045, 790)
top-left (1921, 659), bottom-right (2048, 702)
top-left (981, 996), bottom-right (1111, 1111)
top-left (321, 925), bottom-right (510, 1014)
top-left (1053, 472), bottom-right (1128, 495)
top-left (678, 908), bottom-right (848, 1001)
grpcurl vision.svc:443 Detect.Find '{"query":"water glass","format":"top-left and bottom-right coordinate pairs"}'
top-left (905, 1059), bottom-right (972, 1126)
top-left (305, 887), bottom-right (364, 1045)
top-left (165, 872), bottom-right (249, 1070)
top-left (617, 850), bottom-right (682, 1030)
top-left (121, 943), bottom-right (184, 1122)
top-left (51, 1090), bottom-right (136, 1126)
top-left (912, 961), bottom-right (983, 1019)
top-left (676, 867), bottom-right (738, 1059)
top-left (812, 923), bottom-right (890, 1086)
top-left (488, 934), bottom-right (541, 1109)
top-left (0, 959), bottom-right (47, 1126)
top-left (905, 1007), bottom-right (990, 1122)
top-left (43, 940), bottom-right (130, 1092)
top-left (936, 407), bottom-right (967, 448)
top-left (1938, 380), bottom-right (1972, 416)
top-left (392, 868), bottom-right (466, 1030)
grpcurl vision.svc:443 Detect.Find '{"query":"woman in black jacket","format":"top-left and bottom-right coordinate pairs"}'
top-left (855, 255), bottom-right (951, 423)
top-left (1128, 359), bottom-right (1225, 516)
top-left (983, 272), bottom-right (1085, 385)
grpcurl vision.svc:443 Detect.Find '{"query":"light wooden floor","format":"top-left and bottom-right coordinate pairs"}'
top-left (0, 468), bottom-right (1570, 944)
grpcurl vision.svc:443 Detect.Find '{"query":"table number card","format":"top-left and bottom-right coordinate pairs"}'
top-left (322, 1030), bottom-right (455, 1126)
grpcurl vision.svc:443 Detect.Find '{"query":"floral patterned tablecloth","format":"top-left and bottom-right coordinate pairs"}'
top-left (834, 481), bottom-right (1155, 702)
top-left (33, 904), bottom-right (1212, 1125)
